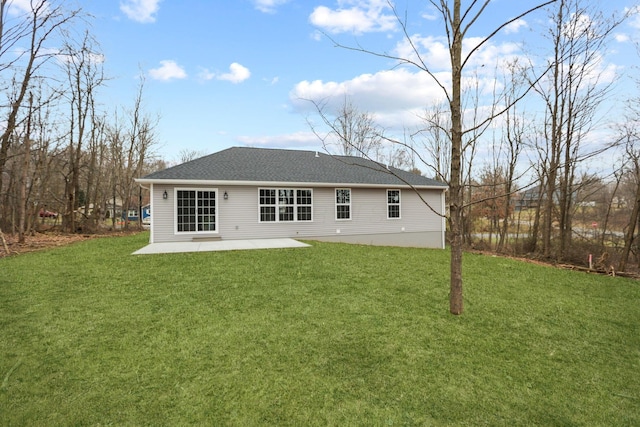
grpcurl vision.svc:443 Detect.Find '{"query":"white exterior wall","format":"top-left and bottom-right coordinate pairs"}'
top-left (149, 184), bottom-right (446, 248)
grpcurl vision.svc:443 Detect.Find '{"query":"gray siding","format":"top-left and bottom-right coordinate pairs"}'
top-left (149, 184), bottom-right (446, 248)
top-left (150, 184), bottom-right (177, 243)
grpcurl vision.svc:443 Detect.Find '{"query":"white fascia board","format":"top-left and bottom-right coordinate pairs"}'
top-left (135, 178), bottom-right (448, 190)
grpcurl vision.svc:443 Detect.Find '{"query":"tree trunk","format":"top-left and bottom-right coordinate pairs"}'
top-left (600, 173), bottom-right (622, 248)
top-left (448, 0), bottom-right (464, 315)
top-left (18, 94), bottom-right (33, 243)
top-left (112, 189), bottom-right (117, 229)
top-left (619, 177), bottom-right (640, 272)
top-left (0, 227), bottom-right (9, 255)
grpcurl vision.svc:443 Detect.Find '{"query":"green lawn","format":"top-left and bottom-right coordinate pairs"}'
top-left (1, 233), bottom-right (638, 426)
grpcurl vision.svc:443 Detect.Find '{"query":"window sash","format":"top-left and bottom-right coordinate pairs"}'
top-left (176, 189), bottom-right (216, 233)
top-left (336, 188), bottom-right (351, 220)
top-left (297, 206), bottom-right (312, 221)
top-left (259, 188), bottom-right (312, 222)
top-left (387, 189), bottom-right (400, 219)
top-left (197, 190), bottom-right (216, 231)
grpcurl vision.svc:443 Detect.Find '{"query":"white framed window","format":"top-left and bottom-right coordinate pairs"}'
top-left (259, 189), bottom-right (276, 222)
top-left (278, 189), bottom-right (295, 221)
top-left (176, 188), bottom-right (217, 233)
top-left (296, 189), bottom-right (312, 221)
top-left (259, 188), bottom-right (312, 222)
top-left (335, 188), bottom-right (351, 220)
top-left (387, 189), bottom-right (400, 219)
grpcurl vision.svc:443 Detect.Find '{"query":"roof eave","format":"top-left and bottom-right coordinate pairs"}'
top-left (135, 177), bottom-right (448, 190)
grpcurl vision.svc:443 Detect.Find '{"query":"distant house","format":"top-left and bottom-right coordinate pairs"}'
top-left (122, 209), bottom-right (139, 222)
top-left (76, 203), bottom-right (119, 220)
top-left (516, 184), bottom-right (592, 212)
top-left (515, 186), bottom-right (543, 211)
top-left (135, 147), bottom-right (448, 248)
top-left (104, 202), bottom-right (122, 220)
top-left (120, 205), bottom-right (151, 223)
top-left (142, 205), bottom-right (151, 224)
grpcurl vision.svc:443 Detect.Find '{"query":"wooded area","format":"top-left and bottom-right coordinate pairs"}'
top-left (1, 0), bottom-right (639, 286)
top-left (309, 0), bottom-right (640, 308)
top-left (0, 0), bottom-right (163, 243)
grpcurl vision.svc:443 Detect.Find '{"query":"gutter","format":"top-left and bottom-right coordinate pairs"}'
top-left (134, 178), bottom-right (448, 191)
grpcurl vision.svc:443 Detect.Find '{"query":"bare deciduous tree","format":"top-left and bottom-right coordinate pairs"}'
top-left (119, 76), bottom-right (158, 231)
top-left (0, 0), bottom-right (80, 218)
top-left (177, 148), bottom-right (208, 164)
top-left (313, 0), bottom-right (555, 314)
top-left (618, 123), bottom-right (640, 271)
top-left (334, 97), bottom-right (383, 158)
top-left (306, 97), bottom-right (384, 160)
top-left (60, 31), bottom-right (104, 232)
top-left (415, 102), bottom-right (451, 182)
top-left (495, 63), bottom-right (530, 253)
top-left (531, 0), bottom-right (627, 259)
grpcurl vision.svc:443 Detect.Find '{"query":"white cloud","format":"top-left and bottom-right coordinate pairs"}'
top-left (236, 131), bottom-right (320, 148)
top-left (7, 0), bottom-right (56, 17)
top-left (504, 18), bottom-right (527, 35)
top-left (394, 35), bottom-right (522, 74)
top-left (219, 63), bottom-right (251, 83)
top-left (394, 35), bottom-right (450, 71)
top-left (563, 13), bottom-right (601, 40)
top-left (290, 68), bottom-right (450, 129)
top-left (120, 0), bottom-right (161, 23)
top-left (198, 68), bottom-right (216, 81)
top-left (149, 60), bottom-right (187, 81)
top-left (253, 0), bottom-right (290, 13)
top-left (200, 63), bottom-right (251, 84)
top-left (576, 53), bottom-right (620, 88)
top-left (625, 5), bottom-right (640, 29)
top-left (289, 36), bottom-right (527, 131)
top-left (421, 5), bottom-right (439, 21)
top-left (534, 51), bottom-right (621, 104)
top-left (615, 33), bottom-right (630, 43)
top-left (57, 51), bottom-right (105, 66)
top-left (310, 0), bottom-right (397, 34)
top-left (7, 0), bottom-right (37, 14)
top-left (463, 37), bottom-right (522, 70)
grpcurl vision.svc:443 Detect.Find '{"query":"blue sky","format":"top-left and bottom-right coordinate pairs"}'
top-left (78, 0), bottom-right (640, 164)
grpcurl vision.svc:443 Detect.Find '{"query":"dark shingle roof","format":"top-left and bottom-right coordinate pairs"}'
top-left (139, 147), bottom-right (447, 188)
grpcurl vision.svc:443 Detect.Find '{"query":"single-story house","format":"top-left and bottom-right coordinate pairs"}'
top-left (120, 205), bottom-right (151, 222)
top-left (135, 147), bottom-right (448, 248)
top-left (122, 208), bottom-right (140, 222)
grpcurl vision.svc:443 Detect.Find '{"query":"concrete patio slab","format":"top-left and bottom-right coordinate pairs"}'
top-left (132, 238), bottom-right (310, 255)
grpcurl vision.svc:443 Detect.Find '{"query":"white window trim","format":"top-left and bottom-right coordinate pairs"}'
top-left (387, 189), bottom-right (401, 220)
top-left (258, 187), bottom-right (313, 223)
top-left (335, 188), bottom-right (352, 221)
top-left (174, 187), bottom-right (219, 234)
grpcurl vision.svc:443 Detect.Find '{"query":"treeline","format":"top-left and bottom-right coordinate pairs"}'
top-left (2, 0), bottom-right (639, 274)
top-left (0, 1), bottom-right (163, 241)
top-left (315, 0), bottom-right (640, 272)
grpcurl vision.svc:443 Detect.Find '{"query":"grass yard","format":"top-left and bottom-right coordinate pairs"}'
top-left (1, 232), bottom-right (639, 425)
